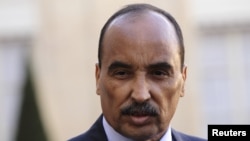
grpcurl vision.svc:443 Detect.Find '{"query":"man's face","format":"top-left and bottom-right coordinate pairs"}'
top-left (96, 11), bottom-right (187, 140)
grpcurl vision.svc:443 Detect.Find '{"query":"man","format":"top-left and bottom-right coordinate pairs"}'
top-left (69, 3), bottom-right (207, 141)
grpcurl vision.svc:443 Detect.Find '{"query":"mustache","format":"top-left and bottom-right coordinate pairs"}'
top-left (121, 102), bottom-right (159, 116)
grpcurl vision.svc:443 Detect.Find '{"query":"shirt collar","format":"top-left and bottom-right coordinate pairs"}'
top-left (102, 116), bottom-right (172, 141)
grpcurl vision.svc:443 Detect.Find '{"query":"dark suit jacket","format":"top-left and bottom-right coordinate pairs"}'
top-left (68, 115), bottom-right (207, 141)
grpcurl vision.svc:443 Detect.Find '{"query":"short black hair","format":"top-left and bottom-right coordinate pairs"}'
top-left (98, 3), bottom-right (185, 69)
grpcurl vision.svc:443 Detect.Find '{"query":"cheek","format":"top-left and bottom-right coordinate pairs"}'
top-left (99, 79), bottom-right (117, 110)
top-left (99, 79), bottom-right (119, 123)
top-left (99, 78), bottom-right (132, 127)
top-left (99, 78), bottom-right (130, 111)
top-left (153, 79), bottom-right (183, 113)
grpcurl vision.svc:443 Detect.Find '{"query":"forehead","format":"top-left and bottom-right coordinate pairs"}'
top-left (107, 10), bottom-right (177, 38)
top-left (103, 10), bottom-right (178, 49)
top-left (101, 11), bottom-right (180, 67)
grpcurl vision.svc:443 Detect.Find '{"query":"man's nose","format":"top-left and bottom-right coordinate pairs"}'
top-left (131, 75), bottom-right (151, 103)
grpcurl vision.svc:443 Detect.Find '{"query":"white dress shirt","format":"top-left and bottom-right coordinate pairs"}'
top-left (103, 116), bottom-right (172, 141)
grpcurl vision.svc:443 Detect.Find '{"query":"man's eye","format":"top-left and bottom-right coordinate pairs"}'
top-left (115, 71), bottom-right (127, 76)
top-left (153, 70), bottom-right (166, 75)
top-left (151, 70), bottom-right (169, 78)
top-left (112, 70), bottom-right (131, 79)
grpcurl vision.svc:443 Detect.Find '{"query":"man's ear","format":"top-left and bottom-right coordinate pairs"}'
top-left (95, 63), bottom-right (101, 95)
top-left (180, 65), bottom-right (187, 97)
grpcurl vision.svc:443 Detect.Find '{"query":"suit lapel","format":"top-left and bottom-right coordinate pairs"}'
top-left (87, 115), bottom-right (108, 141)
top-left (172, 128), bottom-right (182, 141)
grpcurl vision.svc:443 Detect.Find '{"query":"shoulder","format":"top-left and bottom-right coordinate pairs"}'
top-left (68, 132), bottom-right (89, 141)
top-left (67, 115), bottom-right (108, 141)
top-left (171, 128), bottom-right (207, 141)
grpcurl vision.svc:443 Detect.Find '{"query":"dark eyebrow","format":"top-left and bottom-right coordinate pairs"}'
top-left (147, 62), bottom-right (173, 70)
top-left (108, 61), bottom-right (133, 71)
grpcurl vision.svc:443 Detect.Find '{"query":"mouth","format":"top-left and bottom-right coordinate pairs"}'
top-left (129, 115), bottom-right (151, 126)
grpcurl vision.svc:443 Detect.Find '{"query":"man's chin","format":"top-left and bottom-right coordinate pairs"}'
top-left (119, 122), bottom-right (159, 141)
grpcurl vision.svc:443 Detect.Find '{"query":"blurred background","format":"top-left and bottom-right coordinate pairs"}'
top-left (1, 0), bottom-right (250, 141)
